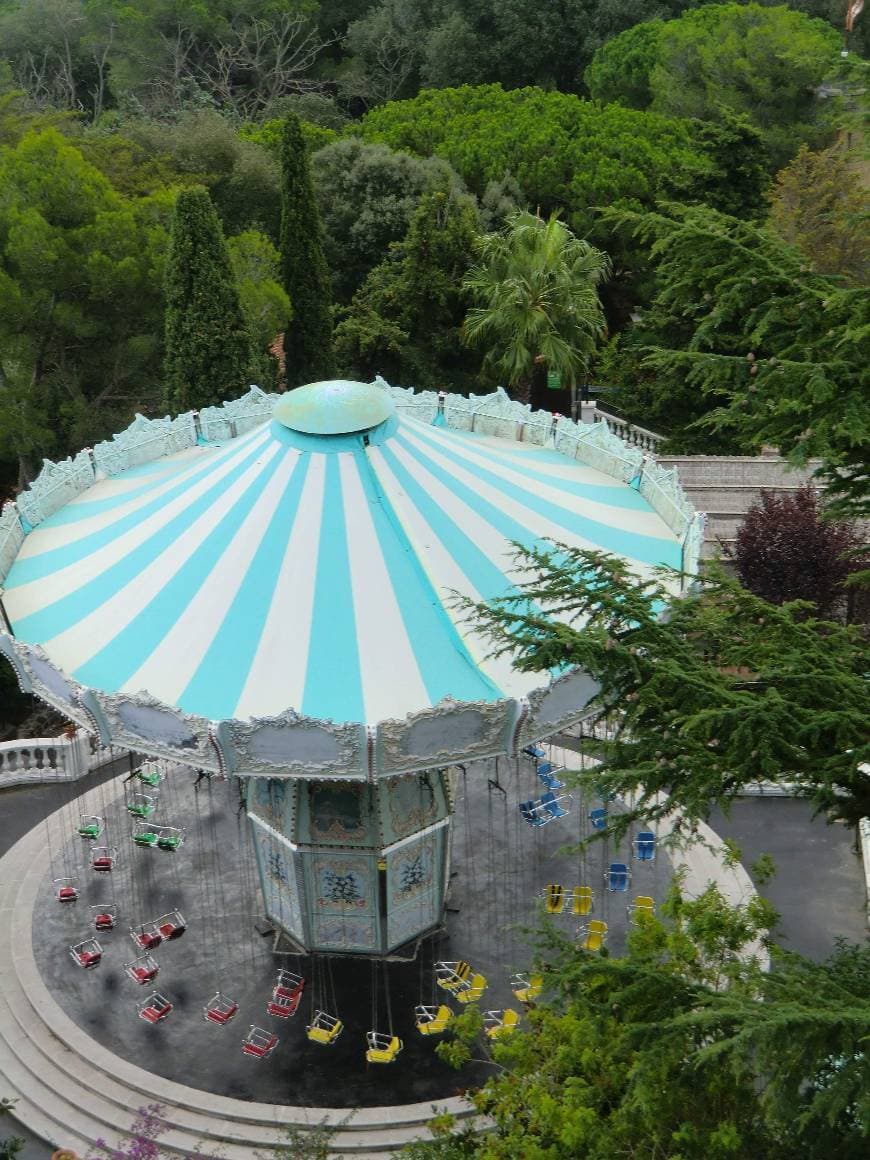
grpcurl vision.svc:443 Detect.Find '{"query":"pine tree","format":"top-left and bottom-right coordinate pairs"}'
top-left (279, 113), bottom-right (334, 387)
top-left (163, 187), bottom-right (252, 414)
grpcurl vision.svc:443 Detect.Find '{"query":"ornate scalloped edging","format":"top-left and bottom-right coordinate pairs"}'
top-left (0, 502), bottom-right (24, 586)
top-left (92, 412), bottom-right (197, 479)
top-left (0, 778), bottom-right (480, 1157)
top-left (199, 384), bottom-right (279, 443)
top-left (217, 711), bottom-right (368, 780)
top-left (15, 450), bottom-right (95, 529)
top-left (90, 687), bottom-right (216, 767)
top-left (374, 696), bottom-right (521, 777)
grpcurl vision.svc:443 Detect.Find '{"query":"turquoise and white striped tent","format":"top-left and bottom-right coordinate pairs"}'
top-left (2, 381), bottom-right (683, 730)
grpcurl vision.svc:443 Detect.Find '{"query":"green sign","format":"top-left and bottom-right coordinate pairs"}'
top-left (546, 370), bottom-right (562, 390)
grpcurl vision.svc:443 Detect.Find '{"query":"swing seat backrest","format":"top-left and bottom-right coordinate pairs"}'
top-left (366, 1035), bottom-right (402, 1063)
top-left (415, 1005), bottom-right (451, 1034)
top-left (607, 863), bottom-right (630, 892)
top-left (572, 886), bottom-right (594, 915)
top-left (589, 808), bottom-right (607, 830)
top-left (456, 973), bottom-right (487, 1003)
top-left (541, 791), bottom-right (569, 819)
top-left (544, 884), bottom-right (565, 913)
top-left (581, 920), bottom-right (608, 952)
top-left (635, 831), bottom-right (656, 860)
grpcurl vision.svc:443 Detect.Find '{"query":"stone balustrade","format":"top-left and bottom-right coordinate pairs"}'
top-left (0, 733), bottom-right (102, 789)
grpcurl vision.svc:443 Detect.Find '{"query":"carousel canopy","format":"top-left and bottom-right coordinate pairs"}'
top-left (3, 381), bottom-right (681, 727)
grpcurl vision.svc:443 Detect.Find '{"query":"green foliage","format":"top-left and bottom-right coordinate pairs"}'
top-left (585, 19), bottom-right (665, 109)
top-left (463, 545), bottom-right (870, 830)
top-left (0, 1096), bottom-right (22, 1160)
top-left (463, 211), bottom-right (610, 402)
top-left (163, 185), bottom-right (252, 413)
top-left (650, 3), bottom-right (842, 168)
top-left (605, 203), bottom-right (870, 517)
top-left (405, 888), bottom-right (869, 1159)
top-left (767, 142), bottom-right (870, 285)
top-left (335, 187), bottom-right (481, 388)
top-left (0, 126), bottom-right (169, 481)
top-left (228, 229), bottom-right (291, 388)
top-left (239, 117), bottom-right (338, 161)
top-left (127, 109), bottom-right (282, 241)
top-left (311, 136), bottom-right (466, 301)
top-left (358, 85), bottom-right (711, 241)
top-left (279, 112), bottom-right (334, 386)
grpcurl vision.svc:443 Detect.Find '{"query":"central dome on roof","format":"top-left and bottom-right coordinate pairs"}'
top-left (274, 379), bottom-right (395, 435)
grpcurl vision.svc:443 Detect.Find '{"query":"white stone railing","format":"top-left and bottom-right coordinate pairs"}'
top-left (199, 384), bottom-right (279, 442)
top-left (0, 733), bottom-right (114, 789)
top-left (597, 407), bottom-right (664, 453)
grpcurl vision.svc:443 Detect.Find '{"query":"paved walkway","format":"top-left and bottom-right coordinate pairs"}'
top-left (710, 798), bottom-right (867, 959)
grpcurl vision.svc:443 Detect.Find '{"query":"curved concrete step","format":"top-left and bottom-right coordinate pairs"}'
top-left (0, 780), bottom-right (478, 1157)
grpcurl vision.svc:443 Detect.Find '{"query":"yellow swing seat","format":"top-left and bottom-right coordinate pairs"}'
top-left (435, 960), bottom-right (472, 993)
top-left (456, 972), bottom-right (487, 1004)
top-left (579, 919), bottom-right (608, 952)
top-left (542, 884), bottom-right (565, 914)
top-left (510, 973), bottom-right (543, 1005)
top-left (571, 886), bottom-right (594, 916)
top-left (365, 1032), bottom-right (403, 1064)
top-left (306, 1010), bottom-right (343, 1045)
top-left (484, 1008), bottom-right (520, 1040)
top-left (415, 1004), bottom-right (451, 1035)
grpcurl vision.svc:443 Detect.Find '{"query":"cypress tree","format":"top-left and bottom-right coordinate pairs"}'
top-left (163, 186), bottom-right (252, 414)
top-left (279, 113), bottom-right (334, 387)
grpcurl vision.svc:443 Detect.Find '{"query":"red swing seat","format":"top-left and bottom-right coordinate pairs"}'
top-left (204, 993), bottom-right (239, 1025)
top-left (94, 912), bottom-right (115, 931)
top-left (157, 911), bottom-right (186, 940)
top-left (138, 995), bottom-right (173, 1023)
top-left (242, 1026), bottom-right (278, 1058)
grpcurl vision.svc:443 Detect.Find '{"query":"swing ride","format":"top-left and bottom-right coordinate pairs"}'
top-left (1, 379), bottom-right (690, 1103)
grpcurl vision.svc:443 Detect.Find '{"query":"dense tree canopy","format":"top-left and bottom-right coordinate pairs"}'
top-left (358, 85), bottom-right (711, 240)
top-left (403, 901), bottom-right (869, 1159)
top-left (0, 125), bottom-right (169, 483)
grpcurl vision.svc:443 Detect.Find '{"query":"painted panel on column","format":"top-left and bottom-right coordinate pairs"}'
top-left (250, 816), bottom-right (304, 941)
top-left (310, 851), bottom-right (379, 951)
top-left (380, 771), bottom-right (448, 845)
top-left (299, 781), bottom-right (378, 846)
top-left (386, 830), bottom-right (443, 951)
top-left (247, 777), bottom-right (295, 837)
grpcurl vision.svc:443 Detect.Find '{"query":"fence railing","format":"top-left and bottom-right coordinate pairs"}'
top-left (0, 733), bottom-right (117, 789)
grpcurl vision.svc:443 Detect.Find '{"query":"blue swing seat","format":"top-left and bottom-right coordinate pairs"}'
top-left (519, 799), bottom-right (550, 827)
top-left (634, 831), bottom-right (656, 861)
top-left (523, 744), bottom-right (545, 759)
top-left (606, 862), bottom-right (631, 892)
top-left (540, 791), bottom-right (570, 819)
top-left (589, 807), bottom-right (607, 831)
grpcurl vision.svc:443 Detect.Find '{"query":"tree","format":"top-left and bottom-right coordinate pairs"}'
top-left (227, 230), bottom-right (292, 389)
top-left (728, 487), bottom-right (864, 620)
top-left (605, 203), bottom-right (870, 519)
top-left (358, 85), bottom-right (711, 243)
top-left (163, 186), bottom-right (252, 413)
top-left (584, 18), bottom-right (665, 109)
top-left (649, 3), bottom-right (842, 169)
top-left (311, 137), bottom-right (466, 302)
top-left (0, 126), bottom-right (169, 485)
top-left (767, 143), bottom-right (870, 285)
top-left (463, 544), bottom-right (870, 831)
top-left (334, 186), bottom-right (481, 389)
top-left (463, 211), bottom-right (610, 403)
top-left (279, 112), bottom-right (334, 387)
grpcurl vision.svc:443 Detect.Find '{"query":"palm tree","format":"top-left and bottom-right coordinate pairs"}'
top-left (463, 210), bottom-right (610, 405)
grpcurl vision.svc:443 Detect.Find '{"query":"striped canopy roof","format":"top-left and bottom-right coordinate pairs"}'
top-left (3, 384), bottom-right (682, 727)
